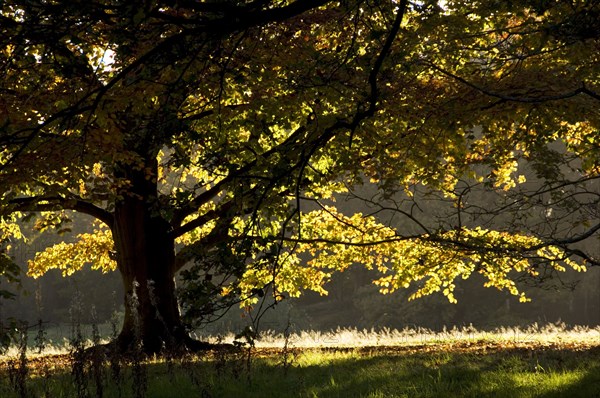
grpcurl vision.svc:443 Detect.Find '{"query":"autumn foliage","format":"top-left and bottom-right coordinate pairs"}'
top-left (0, 1), bottom-right (598, 351)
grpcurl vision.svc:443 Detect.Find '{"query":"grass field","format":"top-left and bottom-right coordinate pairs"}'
top-left (2, 324), bottom-right (600, 397)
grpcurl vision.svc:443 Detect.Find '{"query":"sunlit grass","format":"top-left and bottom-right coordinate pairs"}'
top-left (2, 323), bottom-right (600, 397)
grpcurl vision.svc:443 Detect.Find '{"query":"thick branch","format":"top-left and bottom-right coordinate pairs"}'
top-left (544, 222), bottom-right (600, 247)
top-left (170, 125), bottom-right (309, 225)
top-left (9, 196), bottom-right (113, 229)
top-left (173, 210), bottom-right (237, 271)
top-left (349, 0), bottom-right (408, 145)
top-left (152, 0), bottom-right (331, 31)
top-left (429, 63), bottom-right (600, 104)
top-left (170, 201), bottom-right (234, 240)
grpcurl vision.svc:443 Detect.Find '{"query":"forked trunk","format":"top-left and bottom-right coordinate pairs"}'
top-left (111, 195), bottom-right (187, 354)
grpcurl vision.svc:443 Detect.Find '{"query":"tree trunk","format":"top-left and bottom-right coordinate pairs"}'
top-left (111, 193), bottom-right (187, 354)
top-left (108, 157), bottom-right (195, 354)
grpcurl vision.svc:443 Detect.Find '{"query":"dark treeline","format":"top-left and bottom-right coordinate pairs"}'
top-left (295, 266), bottom-right (600, 331)
top-left (2, 256), bottom-right (598, 334)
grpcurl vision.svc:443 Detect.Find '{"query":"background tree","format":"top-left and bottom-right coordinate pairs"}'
top-left (0, 0), bottom-right (598, 354)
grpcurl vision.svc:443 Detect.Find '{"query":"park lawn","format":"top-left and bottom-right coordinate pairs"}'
top-left (1, 342), bottom-right (600, 397)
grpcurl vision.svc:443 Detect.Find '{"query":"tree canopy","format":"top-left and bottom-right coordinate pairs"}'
top-left (1, 0), bottom-right (599, 351)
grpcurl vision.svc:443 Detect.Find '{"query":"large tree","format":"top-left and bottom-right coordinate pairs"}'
top-left (1, 0), bottom-right (598, 353)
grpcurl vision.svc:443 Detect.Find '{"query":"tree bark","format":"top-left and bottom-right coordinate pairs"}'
top-left (108, 160), bottom-right (193, 354)
top-left (111, 194), bottom-right (188, 354)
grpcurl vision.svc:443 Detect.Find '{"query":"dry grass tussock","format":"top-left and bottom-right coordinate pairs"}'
top-left (205, 321), bottom-right (600, 349)
top-left (2, 322), bottom-right (599, 359)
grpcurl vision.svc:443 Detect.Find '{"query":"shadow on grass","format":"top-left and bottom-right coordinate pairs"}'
top-left (2, 346), bottom-right (600, 397)
top-left (537, 364), bottom-right (600, 398)
top-left (227, 346), bottom-right (600, 398)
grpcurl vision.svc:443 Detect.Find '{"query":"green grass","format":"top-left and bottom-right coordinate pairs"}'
top-left (2, 342), bottom-right (600, 397)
